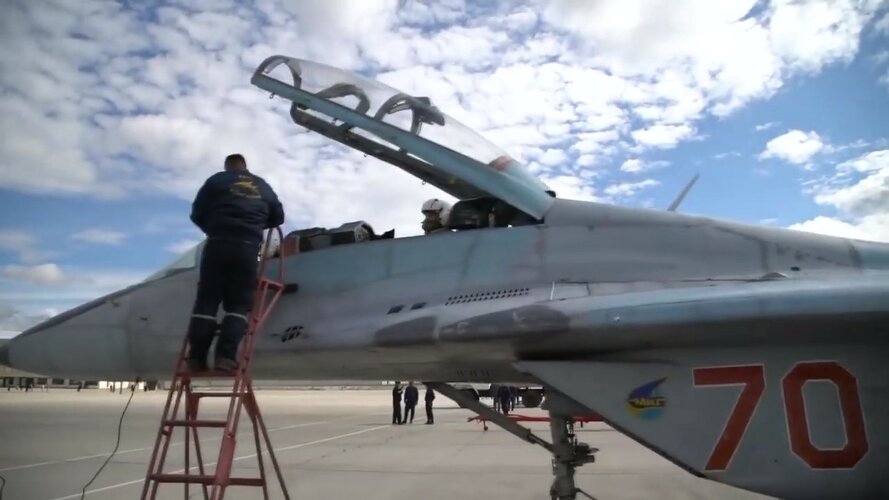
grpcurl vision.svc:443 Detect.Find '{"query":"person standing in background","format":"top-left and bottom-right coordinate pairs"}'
top-left (392, 381), bottom-right (403, 424)
top-left (425, 386), bottom-right (436, 424)
top-left (403, 381), bottom-right (419, 424)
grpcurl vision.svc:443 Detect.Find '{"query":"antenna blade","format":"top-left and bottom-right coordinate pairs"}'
top-left (667, 173), bottom-right (699, 212)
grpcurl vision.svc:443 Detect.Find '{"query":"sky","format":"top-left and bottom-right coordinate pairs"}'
top-left (1, 0), bottom-right (888, 331)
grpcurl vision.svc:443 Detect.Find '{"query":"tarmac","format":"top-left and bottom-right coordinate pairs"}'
top-left (0, 389), bottom-right (774, 500)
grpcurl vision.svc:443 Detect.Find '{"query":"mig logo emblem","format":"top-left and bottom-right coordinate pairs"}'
top-left (626, 377), bottom-right (667, 419)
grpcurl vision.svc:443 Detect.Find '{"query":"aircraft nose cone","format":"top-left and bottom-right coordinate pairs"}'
top-left (0, 343), bottom-right (10, 367)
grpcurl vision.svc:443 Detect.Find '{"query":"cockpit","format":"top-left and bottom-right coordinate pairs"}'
top-left (251, 56), bottom-right (555, 221)
top-left (145, 56), bottom-right (558, 280)
top-left (249, 56), bottom-right (557, 254)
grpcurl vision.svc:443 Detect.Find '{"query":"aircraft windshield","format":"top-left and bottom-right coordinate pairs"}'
top-left (252, 56), bottom-right (555, 219)
top-left (142, 240), bottom-right (205, 282)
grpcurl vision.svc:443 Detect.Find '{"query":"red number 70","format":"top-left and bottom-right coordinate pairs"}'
top-left (693, 361), bottom-right (867, 472)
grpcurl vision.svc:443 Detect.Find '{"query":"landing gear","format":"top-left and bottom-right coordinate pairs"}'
top-left (427, 382), bottom-right (598, 500)
top-left (549, 415), bottom-right (597, 500)
top-left (521, 389), bottom-right (543, 408)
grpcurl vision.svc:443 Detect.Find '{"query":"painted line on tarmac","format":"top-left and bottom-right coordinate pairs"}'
top-left (0, 420), bottom-right (329, 473)
top-left (49, 425), bottom-right (391, 500)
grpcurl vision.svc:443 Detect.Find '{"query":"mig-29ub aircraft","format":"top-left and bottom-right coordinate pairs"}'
top-left (2, 55), bottom-right (888, 500)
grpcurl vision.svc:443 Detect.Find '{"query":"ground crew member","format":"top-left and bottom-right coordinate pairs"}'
top-left (497, 385), bottom-right (512, 416)
top-left (186, 154), bottom-right (285, 373)
top-left (421, 198), bottom-right (451, 234)
top-left (392, 381), bottom-right (403, 424)
top-left (491, 383), bottom-right (501, 412)
top-left (424, 386), bottom-right (435, 424)
top-left (403, 381), bottom-right (419, 424)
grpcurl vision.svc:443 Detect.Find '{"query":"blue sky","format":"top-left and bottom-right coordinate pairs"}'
top-left (1, 0), bottom-right (888, 330)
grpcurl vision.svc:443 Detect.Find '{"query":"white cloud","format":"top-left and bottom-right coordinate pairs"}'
top-left (815, 153), bottom-right (889, 216)
top-left (714, 151), bottom-right (742, 160)
top-left (0, 305), bottom-right (58, 333)
top-left (792, 149), bottom-right (889, 243)
top-left (604, 179), bottom-right (660, 199)
top-left (836, 149), bottom-right (889, 173)
top-left (873, 11), bottom-right (889, 34)
top-left (620, 159), bottom-right (644, 173)
top-left (631, 124), bottom-right (695, 149)
top-left (538, 149), bottom-right (570, 167)
top-left (768, 0), bottom-right (877, 73)
top-left (620, 158), bottom-right (670, 173)
top-left (0, 266), bottom-right (150, 305)
top-left (755, 121), bottom-right (778, 131)
top-left (2, 263), bottom-right (68, 285)
top-left (540, 175), bottom-right (599, 202)
top-left (71, 228), bottom-right (127, 245)
top-left (0, 230), bottom-right (43, 264)
top-left (542, 0), bottom-right (882, 116)
top-left (759, 129), bottom-right (825, 165)
top-left (789, 214), bottom-right (889, 243)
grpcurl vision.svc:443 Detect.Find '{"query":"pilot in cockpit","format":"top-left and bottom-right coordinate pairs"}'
top-left (421, 198), bottom-right (451, 234)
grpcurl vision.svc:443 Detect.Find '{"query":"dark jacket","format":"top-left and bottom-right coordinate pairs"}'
top-left (392, 386), bottom-right (403, 403)
top-left (425, 388), bottom-right (435, 402)
top-left (191, 171), bottom-right (284, 244)
top-left (404, 385), bottom-right (419, 405)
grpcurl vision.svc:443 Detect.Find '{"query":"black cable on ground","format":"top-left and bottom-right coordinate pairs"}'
top-left (80, 379), bottom-right (139, 500)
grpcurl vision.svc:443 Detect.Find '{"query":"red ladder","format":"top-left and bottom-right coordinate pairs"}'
top-left (141, 227), bottom-right (291, 500)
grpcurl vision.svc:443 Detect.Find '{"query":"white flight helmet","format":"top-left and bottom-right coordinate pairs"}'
top-left (422, 198), bottom-right (451, 222)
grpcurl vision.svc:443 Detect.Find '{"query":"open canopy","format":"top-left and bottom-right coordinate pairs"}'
top-left (250, 55), bottom-right (555, 220)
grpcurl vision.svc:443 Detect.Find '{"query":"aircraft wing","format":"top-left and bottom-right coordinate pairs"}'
top-left (507, 274), bottom-right (889, 500)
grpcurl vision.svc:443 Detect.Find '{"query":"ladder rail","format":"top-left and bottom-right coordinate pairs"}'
top-left (141, 340), bottom-right (189, 499)
top-left (150, 378), bottom-right (188, 499)
top-left (142, 227), bottom-right (291, 500)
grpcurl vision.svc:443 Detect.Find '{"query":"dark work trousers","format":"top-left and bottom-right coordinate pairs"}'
top-left (393, 402), bottom-right (402, 424)
top-left (500, 396), bottom-right (511, 415)
top-left (425, 400), bottom-right (433, 423)
top-left (186, 238), bottom-right (259, 363)
top-left (404, 403), bottom-right (416, 423)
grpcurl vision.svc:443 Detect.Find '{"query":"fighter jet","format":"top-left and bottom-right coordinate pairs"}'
top-left (2, 56), bottom-right (888, 500)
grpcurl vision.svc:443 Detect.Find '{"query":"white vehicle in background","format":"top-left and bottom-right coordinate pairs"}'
top-left (450, 382), bottom-right (545, 408)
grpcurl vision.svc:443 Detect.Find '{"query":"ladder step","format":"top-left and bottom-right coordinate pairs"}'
top-left (191, 392), bottom-right (241, 398)
top-left (164, 419), bottom-right (228, 428)
top-left (175, 370), bottom-right (238, 379)
top-left (149, 474), bottom-right (264, 486)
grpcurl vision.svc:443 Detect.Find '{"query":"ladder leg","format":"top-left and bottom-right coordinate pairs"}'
top-left (190, 419), bottom-right (210, 500)
top-left (185, 387), bottom-right (192, 500)
top-left (156, 380), bottom-right (187, 499)
top-left (143, 378), bottom-right (187, 499)
top-left (141, 350), bottom-right (188, 500)
top-left (245, 393), bottom-right (271, 500)
top-left (212, 402), bottom-right (242, 500)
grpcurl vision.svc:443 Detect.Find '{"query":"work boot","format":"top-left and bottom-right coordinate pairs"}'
top-left (214, 357), bottom-right (238, 374)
